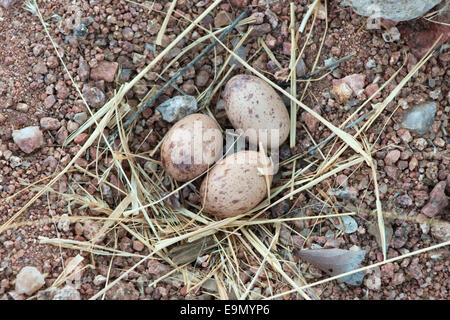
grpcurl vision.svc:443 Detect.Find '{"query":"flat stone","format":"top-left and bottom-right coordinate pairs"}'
top-left (90, 61), bottom-right (118, 82)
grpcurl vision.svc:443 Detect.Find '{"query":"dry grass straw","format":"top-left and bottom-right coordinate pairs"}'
top-left (289, 3), bottom-right (297, 149)
top-left (155, 0), bottom-right (177, 46)
top-left (7, 0), bottom-right (449, 300)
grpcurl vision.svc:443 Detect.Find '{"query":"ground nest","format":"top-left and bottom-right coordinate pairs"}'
top-left (1, 0), bottom-right (449, 300)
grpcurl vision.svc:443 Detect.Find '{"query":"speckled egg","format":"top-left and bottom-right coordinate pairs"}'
top-left (161, 113), bottom-right (223, 182)
top-left (200, 150), bottom-right (273, 218)
top-left (224, 74), bottom-right (290, 149)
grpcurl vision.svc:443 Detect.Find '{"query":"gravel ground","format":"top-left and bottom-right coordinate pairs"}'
top-left (0, 0), bottom-right (448, 300)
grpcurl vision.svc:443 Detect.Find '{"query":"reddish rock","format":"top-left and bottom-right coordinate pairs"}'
top-left (250, 23), bottom-right (271, 38)
top-left (282, 42), bottom-right (292, 56)
top-left (385, 166), bottom-right (398, 179)
top-left (83, 220), bottom-right (105, 242)
top-left (303, 108), bottom-right (320, 133)
top-left (74, 133), bottom-right (89, 145)
top-left (400, 20), bottom-right (450, 58)
top-left (391, 271), bottom-right (405, 286)
top-left (90, 61), bottom-right (118, 82)
top-left (230, 0), bottom-right (248, 7)
top-left (106, 281), bottom-right (139, 300)
top-left (408, 157), bottom-right (418, 171)
top-left (4, 56), bottom-right (14, 65)
top-left (214, 11), bottom-right (232, 28)
top-left (55, 81), bottom-right (70, 99)
top-left (122, 27), bottom-right (134, 41)
top-left (385, 149), bottom-right (401, 166)
top-left (421, 181), bottom-right (449, 217)
top-left (147, 260), bottom-right (172, 278)
top-left (336, 174), bottom-right (349, 187)
top-left (364, 83), bottom-right (381, 98)
top-left (12, 126), bottom-right (44, 154)
top-left (32, 62), bottom-right (48, 75)
top-left (78, 58), bottom-right (90, 81)
top-left (56, 126), bottom-right (68, 145)
top-left (44, 95), bottom-right (56, 108)
top-left (132, 240), bottom-right (145, 252)
top-left (40, 117), bottom-right (61, 131)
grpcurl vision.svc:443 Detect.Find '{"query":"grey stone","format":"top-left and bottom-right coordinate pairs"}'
top-left (156, 95), bottom-right (198, 123)
top-left (342, 0), bottom-right (442, 22)
top-left (401, 102), bottom-right (436, 135)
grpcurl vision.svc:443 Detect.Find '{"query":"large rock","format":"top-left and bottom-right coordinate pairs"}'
top-left (15, 267), bottom-right (45, 296)
top-left (12, 126), bottom-right (44, 154)
top-left (342, 0), bottom-right (442, 22)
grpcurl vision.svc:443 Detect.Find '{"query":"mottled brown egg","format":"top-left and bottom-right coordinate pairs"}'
top-left (200, 150), bottom-right (273, 218)
top-left (161, 113), bottom-right (223, 182)
top-left (224, 74), bottom-right (290, 149)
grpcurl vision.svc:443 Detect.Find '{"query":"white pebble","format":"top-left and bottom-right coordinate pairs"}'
top-left (15, 266), bottom-right (45, 295)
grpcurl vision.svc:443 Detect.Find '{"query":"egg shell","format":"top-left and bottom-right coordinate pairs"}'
top-left (161, 113), bottom-right (223, 182)
top-left (200, 150), bottom-right (273, 218)
top-left (224, 74), bottom-right (290, 149)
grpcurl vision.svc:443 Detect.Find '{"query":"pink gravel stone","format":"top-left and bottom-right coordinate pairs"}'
top-left (40, 117), bottom-right (61, 131)
top-left (90, 61), bottom-right (119, 82)
top-left (421, 181), bottom-right (449, 217)
top-left (12, 126), bottom-right (44, 154)
top-left (332, 74), bottom-right (366, 95)
top-left (385, 149), bottom-right (401, 166)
